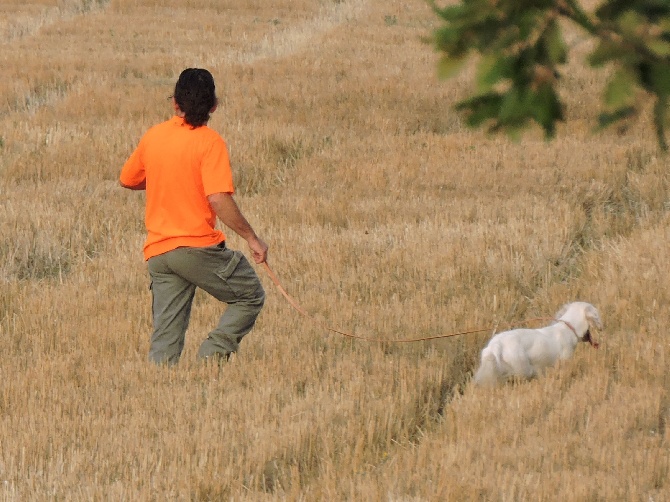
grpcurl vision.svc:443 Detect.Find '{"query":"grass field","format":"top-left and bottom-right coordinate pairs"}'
top-left (1, 0), bottom-right (669, 499)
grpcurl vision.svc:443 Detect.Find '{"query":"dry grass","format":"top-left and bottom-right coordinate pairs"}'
top-left (1, 0), bottom-right (669, 499)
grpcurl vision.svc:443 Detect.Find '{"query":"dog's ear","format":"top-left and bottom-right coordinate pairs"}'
top-left (585, 304), bottom-right (603, 330)
top-left (555, 303), bottom-right (569, 319)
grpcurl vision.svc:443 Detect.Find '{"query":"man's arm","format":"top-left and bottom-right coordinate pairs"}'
top-left (207, 192), bottom-right (268, 264)
top-left (119, 143), bottom-right (146, 190)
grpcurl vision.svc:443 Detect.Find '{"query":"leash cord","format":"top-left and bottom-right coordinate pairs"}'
top-left (261, 262), bottom-right (562, 344)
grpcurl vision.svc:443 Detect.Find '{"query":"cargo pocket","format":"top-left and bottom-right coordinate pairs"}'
top-left (212, 250), bottom-right (261, 301)
top-left (214, 250), bottom-right (242, 282)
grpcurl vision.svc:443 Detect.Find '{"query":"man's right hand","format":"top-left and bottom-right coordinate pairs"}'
top-left (247, 236), bottom-right (269, 264)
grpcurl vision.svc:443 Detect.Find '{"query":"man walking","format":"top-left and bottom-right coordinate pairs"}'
top-left (120, 68), bottom-right (267, 365)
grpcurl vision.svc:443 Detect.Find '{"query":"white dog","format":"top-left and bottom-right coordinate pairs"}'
top-left (473, 302), bottom-right (602, 386)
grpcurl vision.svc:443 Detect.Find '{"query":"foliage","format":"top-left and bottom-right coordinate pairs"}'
top-left (431, 0), bottom-right (670, 150)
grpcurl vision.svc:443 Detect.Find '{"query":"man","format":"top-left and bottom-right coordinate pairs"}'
top-left (120, 68), bottom-right (268, 365)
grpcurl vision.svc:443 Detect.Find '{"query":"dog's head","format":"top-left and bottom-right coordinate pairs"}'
top-left (555, 302), bottom-right (602, 347)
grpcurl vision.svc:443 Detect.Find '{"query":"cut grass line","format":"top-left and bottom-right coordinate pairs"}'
top-left (212, 0), bottom-right (367, 66)
top-left (0, 0), bottom-right (111, 45)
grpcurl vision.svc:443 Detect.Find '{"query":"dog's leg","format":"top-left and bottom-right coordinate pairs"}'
top-left (505, 351), bottom-right (537, 381)
top-left (473, 351), bottom-right (500, 386)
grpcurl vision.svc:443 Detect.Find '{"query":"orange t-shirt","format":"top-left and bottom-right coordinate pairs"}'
top-left (120, 116), bottom-right (235, 260)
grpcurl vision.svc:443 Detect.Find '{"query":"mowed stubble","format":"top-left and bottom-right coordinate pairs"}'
top-left (0, 0), bottom-right (668, 499)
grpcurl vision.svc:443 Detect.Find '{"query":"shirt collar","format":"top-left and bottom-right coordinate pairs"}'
top-left (171, 115), bottom-right (187, 126)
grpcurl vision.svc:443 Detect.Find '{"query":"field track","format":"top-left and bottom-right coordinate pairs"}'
top-left (0, 0), bottom-right (669, 500)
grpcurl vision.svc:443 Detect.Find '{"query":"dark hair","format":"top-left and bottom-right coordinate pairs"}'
top-left (173, 68), bottom-right (217, 128)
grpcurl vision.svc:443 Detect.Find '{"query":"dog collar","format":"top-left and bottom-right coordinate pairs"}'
top-left (558, 319), bottom-right (599, 348)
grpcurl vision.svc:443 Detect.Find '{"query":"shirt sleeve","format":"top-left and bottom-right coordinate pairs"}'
top-left (119, 140), bottom-right (146, 187)
top-left (201, 135), bottom-right (235, 196)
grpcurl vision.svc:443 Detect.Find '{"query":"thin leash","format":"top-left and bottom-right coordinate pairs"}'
top-left (261, 262), bottom-right (585, 344)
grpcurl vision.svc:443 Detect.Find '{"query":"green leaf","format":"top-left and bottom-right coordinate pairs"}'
top-left (476, 54), bottom-right (512, 92)
top-left (544, 19), bottom-right (567, 65)
top-left (598, 107), bottom-right (637, 129)
top-left (517, 10), bottom-right (541, 40)
top-left (499, 87), bottom-right (529, 123)
top-left (654, 96), bottom-right (669, 151)
top-left (455, 93), bottom-right (503, 127)
top-left (604, 68), bottom-right (638, 109)
top-left (433, 25), bottom-right (461, 53)
top-left (532, 84), bottom-right (564, 137)
top-left (649, 62), bottom-right (670, 96)
top-left (437, 54), bottom-right (467, 79)
top-left (647, 39), bottom-right (670, 57)
top-left (617, 10), bottom-right (647, 37)
top-left (589, 40), bottom-right (625, 67)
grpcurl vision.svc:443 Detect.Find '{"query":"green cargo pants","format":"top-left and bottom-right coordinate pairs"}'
top-left (147, 242), bottom-right (265, 365)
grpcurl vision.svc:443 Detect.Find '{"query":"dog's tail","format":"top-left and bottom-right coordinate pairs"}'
top-left (473, 347), bottom-right (501, 387)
